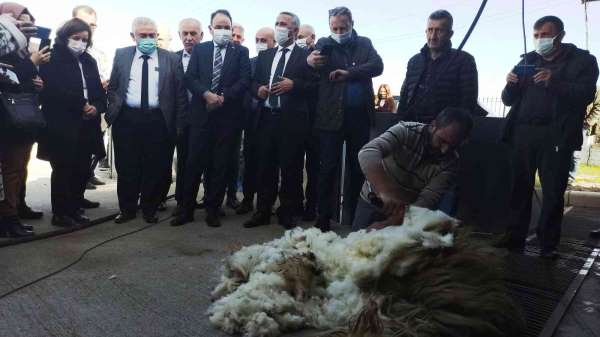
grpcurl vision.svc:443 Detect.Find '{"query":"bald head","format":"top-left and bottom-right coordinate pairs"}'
top-left (298, 24), bottom-right (316, 48)
top-left (255, 26), bottom-right (275, 50)
top-left (179, 18), bottom-right (203, 53)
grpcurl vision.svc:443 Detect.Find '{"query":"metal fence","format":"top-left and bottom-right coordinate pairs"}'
top-left (479, 97), bottom-right (508, 118)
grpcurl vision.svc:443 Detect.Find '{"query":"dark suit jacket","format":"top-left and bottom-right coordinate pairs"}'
top-left (184, 41), bottom-right (250, 128)
top-left (37, 44), bottom-right (106, 162)
top-left (106, 46), bottom-right (187, 138)
top-left (251, 44), bottom-right (316, 142)
top-left (176, 49), bottom-right (192, 127)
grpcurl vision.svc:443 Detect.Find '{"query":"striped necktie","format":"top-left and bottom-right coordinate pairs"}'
top-left (211, 46), bottom-right (223, 92)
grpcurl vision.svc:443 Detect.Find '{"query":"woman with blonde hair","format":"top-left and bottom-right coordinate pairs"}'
top-left (374, 84), bottom-right (396, 113)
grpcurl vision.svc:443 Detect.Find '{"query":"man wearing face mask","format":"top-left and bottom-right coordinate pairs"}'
top-left (307, 6), bottom-right (383, 231)
top-left (172, 9), bottom-right (250, 227)
top-left (497, 16), bottom-right (598, 259)
top-left (353, 108), bottom-right (472, 231)
top-left (297, 24), bottom-right (315, 51)
top-left (296, 23), bottom-right (319, 221)
top-left (397, 10), bottom-right (478, 123)
top-left (170, 17), bottom-right (203, 217)
top-left (243, 11), bottom-right (316, 229)
top-left (236, 27), bottom-right (275, 215)
top-left (106, 17), bottom-right (187, 224)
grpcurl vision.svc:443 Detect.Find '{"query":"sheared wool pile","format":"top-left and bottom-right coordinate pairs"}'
top-left (208, 206), bottom-right (524, 337)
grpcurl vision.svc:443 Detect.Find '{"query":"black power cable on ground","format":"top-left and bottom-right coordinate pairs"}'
top-left (0, 215), bottom-right (172, 301)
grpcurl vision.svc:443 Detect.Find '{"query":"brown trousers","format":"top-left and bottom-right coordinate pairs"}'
top-left (0, 142), bottom-right (33, 217)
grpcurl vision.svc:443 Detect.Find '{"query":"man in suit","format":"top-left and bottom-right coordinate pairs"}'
top-left (106, 17), bottom-right (187, 224)
top-left (243, 12), bottom-right (316, 229)
top-left (167, 18), bottom-right (204, 217)
top-left (296, 23), bottom-right (319, 221)
top-left (171, 9), bottom-right (250, 227)
top-left (236, 27), bottom-right (276, 215)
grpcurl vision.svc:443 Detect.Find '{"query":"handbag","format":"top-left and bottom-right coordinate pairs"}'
top-left (0, 92), bottom-right (46, 129)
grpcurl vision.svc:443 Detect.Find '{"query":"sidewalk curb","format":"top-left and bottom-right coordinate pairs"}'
top-left (566, 190), bottom-right (600, 208)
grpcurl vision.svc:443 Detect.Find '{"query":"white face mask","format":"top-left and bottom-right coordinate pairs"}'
top-left (256, 42), bottom-right (268, 53)
top-left (296, 38), bottom-right (308, 49)
top-left (275, 26), bottom-right (291, 46)
top-left (68, 39), bottom-right (87, 56)
top-left (212, 28), bottom-right (232, 46)
top-left (534, 35), bottom-right (558, 56)
top-left (330, 29), bottom-right (352, 44)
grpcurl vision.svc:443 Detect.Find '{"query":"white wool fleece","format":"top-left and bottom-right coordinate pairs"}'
top-left (208, 206), bottom-right (460, 337)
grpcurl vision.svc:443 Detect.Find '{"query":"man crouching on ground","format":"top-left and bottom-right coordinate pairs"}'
top-left (354, 107), bottom-right (472, 231)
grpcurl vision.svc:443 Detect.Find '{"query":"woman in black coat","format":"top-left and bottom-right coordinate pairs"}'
top-left (38, 18), bottom-right (106, 227)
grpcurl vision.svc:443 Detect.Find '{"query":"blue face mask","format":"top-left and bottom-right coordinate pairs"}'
top-left (137, 38), bottom-right (157, 55)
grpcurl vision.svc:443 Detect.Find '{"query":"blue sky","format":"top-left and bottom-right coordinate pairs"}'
top-left (20, 0), bottom-right (600, 112)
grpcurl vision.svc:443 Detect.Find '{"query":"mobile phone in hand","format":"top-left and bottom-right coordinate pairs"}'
top-left (35, 26), bottom-right (51, 40)
top-left (513, 64), bottom-right (537, 78)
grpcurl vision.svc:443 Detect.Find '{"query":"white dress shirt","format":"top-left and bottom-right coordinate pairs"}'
top-left (77, 60), bottom-right (88, 100)
top-left (125, 49), bottom-right (160, 109)
top-left (182, 49), bottom-right (192, 73)
top-left (182, 50), bottom-right (193, 101)
top-left (265, 45), bottom-right (293, 109)
top-left (212, 41), bottom-right (227, 68)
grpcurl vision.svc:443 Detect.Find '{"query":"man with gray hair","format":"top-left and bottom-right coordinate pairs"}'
top-left (232, 23), bottom-right (244, 45)
top-left (297, 24), bottom-right (315, 50)
top-left (243, 11), bottom-right (317, 229)
top-left (107, 17), bottom-right (187, 224)
top-left (307, 6), bottom-right (383, 231)
top-left (171, 17), bottom-right (203, 216)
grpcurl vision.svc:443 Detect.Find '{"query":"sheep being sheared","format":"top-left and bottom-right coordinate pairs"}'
top-left (208, 206), bottom-right (524, 337)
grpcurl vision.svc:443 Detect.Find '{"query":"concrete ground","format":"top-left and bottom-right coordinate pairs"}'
top-left (2, 147), bottom-right (600, 337)
top-left (0, 150), bottom-right (325, 337)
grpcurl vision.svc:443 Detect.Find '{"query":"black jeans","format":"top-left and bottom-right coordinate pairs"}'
top-left (256, 111), bottom-right (303, 216)
top-left (317, 107), bottom-right (370, 225)
top-left (507, 125), bottom-right (572, 253)
top-left (112, 108), bottom-right (172, 215)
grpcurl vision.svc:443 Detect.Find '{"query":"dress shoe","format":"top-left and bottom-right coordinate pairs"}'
top-left (52, 215), bottom-right (79, 228)
top-left (243, 212), bottom-right (271, 228)
top-left (170, 212), bottom-right (194, 227)
top-left (82, 198), bottom-right (100, 209)
top-left (315, 217), bottom-right (331, 232)
top-left (21, 223), bottom-right (34, 231)
top-left (226, 197), bottom-right (241, 210)
top-left (279, 214), bottom-right (297, 230)
top-left (89, 176), bottom-right (106, 186)
top-left (114, 212), bottom-right (136, 224)
top-left (18, 205), bottom-right (44, 220)
top-left (72, 214), bottom-right (91, 226)
top-left (157, 201), bottom-right (167, 212)
top-left (206, 210), bottom-right (222, 227)
top-left (143, 213), bottom-right (159, 224)
top-left (85, 182), bottom-right (97, 190)
top-left (302, 207), bottom-right (317, 222)
top-left (0, 217), bottom-right (34, 238)
top-left (236, 199), bottom-right (254, 215)
top-left (590, 229), bottom-right (600, 238)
